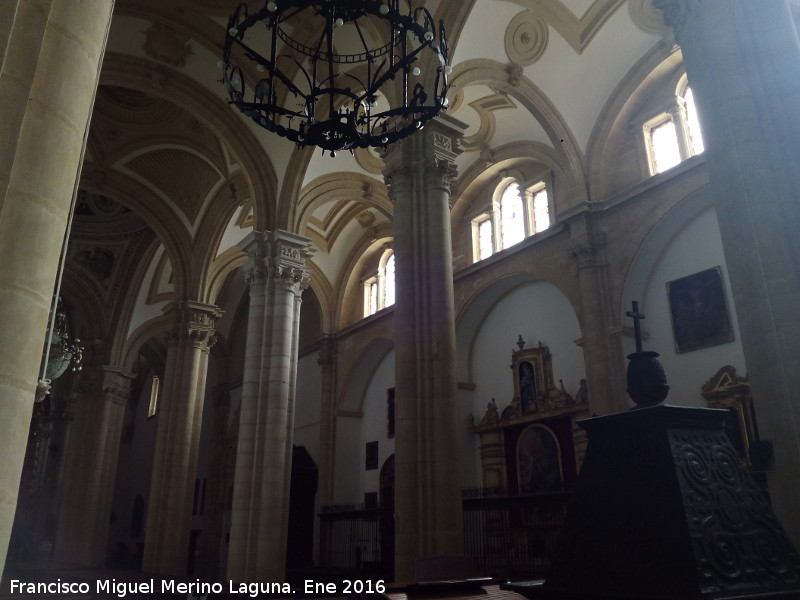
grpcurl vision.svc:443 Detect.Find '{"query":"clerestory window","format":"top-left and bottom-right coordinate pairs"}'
top-left (472, 180), bottom-right (551, 262)
top-left (645, 82), bottom-right (704, 175)
top-left (363, 249), bottom-right (395, 317)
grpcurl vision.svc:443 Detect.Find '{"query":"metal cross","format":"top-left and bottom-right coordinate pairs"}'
top-left (626, 300), bottom-right (646, 353)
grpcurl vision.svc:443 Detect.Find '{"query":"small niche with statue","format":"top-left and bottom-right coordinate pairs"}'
top-left (469, 336), bottom-right (590, 495)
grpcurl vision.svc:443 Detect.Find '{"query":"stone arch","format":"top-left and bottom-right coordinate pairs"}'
top-left (584, 41), bottom-right (680, 201)
top-left (98, 53), bottom-right (278, 238)
top-left (337, 337), bottom-right (395, 415)
top-left (335, 226), bottom-right (395, 330)
top-left (449, 59), bottom-right (588, 207)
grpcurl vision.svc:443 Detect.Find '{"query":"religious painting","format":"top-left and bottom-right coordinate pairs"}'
top-left (517, 424), bottom-right (563, 494)
top-left (667, 267), bottom-right (734, 353)
top-left (365, 441), bottom-right (379, 471)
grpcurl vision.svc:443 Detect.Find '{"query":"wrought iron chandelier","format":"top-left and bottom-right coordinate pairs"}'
top-left (221, 1), bottom-right (451, 155)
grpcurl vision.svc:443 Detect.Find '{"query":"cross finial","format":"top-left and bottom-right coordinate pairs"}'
top-left (626, 300), bottom-right (646, 353)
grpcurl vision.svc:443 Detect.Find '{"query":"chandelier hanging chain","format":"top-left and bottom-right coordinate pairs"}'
top-left (221, 0), bottom-right (451, 155)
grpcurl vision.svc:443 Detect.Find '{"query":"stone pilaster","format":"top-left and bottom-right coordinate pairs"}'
top-left (196, 383), bottom-right (230, 578)
top-left (53, 366), bottom-right (134, 566)
top-left (143, 301), bottom-right (222, 575)
top-left (316, 335), bottom-right (338, 509)
top-left (227, 230), bottom-right (313, 582)
top-left (381, 115), bottom-right (467, 584)
top-left (568, 230), bottom-right (628, 415)
top-left (655, 0), bottom-right (800, 546)
top-left (0, 1), bottom-right (114, 579)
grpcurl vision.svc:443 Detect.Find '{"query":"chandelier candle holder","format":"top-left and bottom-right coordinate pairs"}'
top-left (221, 0), bottom-right (451, 155)
top-left (36, 298), bottom-right (84, 403)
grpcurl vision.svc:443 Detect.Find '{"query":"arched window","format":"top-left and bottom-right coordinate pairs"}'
top-left (472, 179), bottom-right (551, 262)
top-left (363, 248), bottom-right (395, 317)
top-left (645, 80), bottom-right (705, 175)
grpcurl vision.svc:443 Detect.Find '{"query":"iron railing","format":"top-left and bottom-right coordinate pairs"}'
top-left (318, 506), bottom-right (394, 579)
top-left (462, 487), bottom-right (570, 580)
top-left (319, 490), bottom-right (570, 581)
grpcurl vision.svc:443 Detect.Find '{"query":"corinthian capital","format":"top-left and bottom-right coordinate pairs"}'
top-left (239, 230), bottom-right (315, 295)
top-left (164, 300), bottom-right (224, 350)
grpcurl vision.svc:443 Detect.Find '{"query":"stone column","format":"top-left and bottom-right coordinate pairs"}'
top-left (196, 383), bottom-right (230, 578)
top-left (0, 1), bottom-right (113, 579)
top-left (655, 0), bottom-right (800, 545)
top-left (316, 335), bottom-right (338, 509)
top-left (227, 230), bottom-right (314, 582)
top-left (568, 229), bottom-right (628, 415)
top-left (143, 301), bottom-right (222, 575)
top-left (53, 366), bottom-right (134, 566)
top-left (381, 115), bottom-right (467, 584)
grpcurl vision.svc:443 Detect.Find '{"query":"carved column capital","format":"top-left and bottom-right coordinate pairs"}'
top-left (239, 229), bottom-right (314, 296)
top-left (163, 300), bottom-right (224, 352)
top-left (381, 115), bottom-right (467, 180)
top-left (652, 0), bottom-right (692, 39)
top-left (75, 365), bottom-right (135, 406)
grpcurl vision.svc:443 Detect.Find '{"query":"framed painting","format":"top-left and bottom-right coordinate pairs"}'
top-left (667, 266), bottom-right (734, 353)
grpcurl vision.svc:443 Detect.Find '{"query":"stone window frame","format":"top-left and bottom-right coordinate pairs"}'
top-left (643, 75), bottom-right (704, 175)
top-left (362, 245), bottom-right (395, 317)
top-left (470, 175), bottom-right (553, 263)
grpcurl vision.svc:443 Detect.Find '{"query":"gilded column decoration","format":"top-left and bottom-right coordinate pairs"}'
top-left (228, 230), bottom-right (314, 582)
top-left (143, 301), bottom-right (222, 575)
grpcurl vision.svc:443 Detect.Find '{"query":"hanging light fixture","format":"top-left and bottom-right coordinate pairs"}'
top-left (221, 1), bottom-right (451, 155)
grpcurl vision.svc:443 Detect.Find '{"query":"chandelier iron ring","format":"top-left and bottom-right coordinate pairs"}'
top-left (221, 0), bottom-right (451, 155)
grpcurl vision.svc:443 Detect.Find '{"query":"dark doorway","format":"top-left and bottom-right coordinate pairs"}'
top-left (286, 445), bottom-right (318, 577)
top-left (379, 454), bottom-right (395, 578)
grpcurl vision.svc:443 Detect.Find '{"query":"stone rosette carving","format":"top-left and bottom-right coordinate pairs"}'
top-left (505, 10), bottom-right (549, 66)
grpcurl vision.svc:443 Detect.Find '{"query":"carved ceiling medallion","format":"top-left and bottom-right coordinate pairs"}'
top-left (505, 11), bottom-right (549, 66)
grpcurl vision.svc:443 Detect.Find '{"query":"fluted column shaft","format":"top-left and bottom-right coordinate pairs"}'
top-left (143, 301), bottom-right (222, 575)
top-left (656, 0), bottom-right (800, 545)
top-left (54, 366), bottom-right (134, 566)
top-left (227, 230), bottom-right (314, 582)
top-left (381, 115), bottom-right (467, 584)
top-left (0, 1), bottom-right (113, 580)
